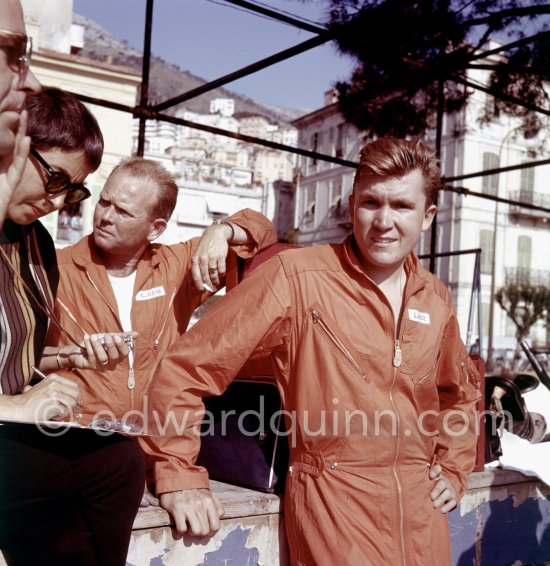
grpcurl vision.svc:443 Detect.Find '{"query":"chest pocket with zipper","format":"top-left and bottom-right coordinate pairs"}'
top-left (399, 313), bottom-right (444, 379)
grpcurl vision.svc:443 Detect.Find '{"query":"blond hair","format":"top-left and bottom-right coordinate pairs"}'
top-left (353, 138), bottom-right (441, 207)
top-left (107, 157), bottom-right (178, 221)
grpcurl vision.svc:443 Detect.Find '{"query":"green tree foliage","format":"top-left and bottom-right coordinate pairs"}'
top-left (326, 0), bottom-right (550, 138)
top-left (495, 283), bottom-right (550, 341)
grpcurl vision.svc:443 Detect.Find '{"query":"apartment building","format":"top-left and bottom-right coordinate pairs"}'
top-left (291, 90), bottom-right (550, 352)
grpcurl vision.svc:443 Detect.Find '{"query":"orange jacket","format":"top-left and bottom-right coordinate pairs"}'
top-left (46, 209), bottom-right (276, 424)
top-left (143, 238), bottom-right (481, 566)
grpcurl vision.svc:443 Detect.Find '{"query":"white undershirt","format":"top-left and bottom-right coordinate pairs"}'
top-left (108, 272), bottom-right (136, 332)
top-left (108, 272), bottom-right (137, 367)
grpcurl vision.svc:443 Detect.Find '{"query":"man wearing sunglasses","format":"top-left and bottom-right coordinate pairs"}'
top-left (0, 0), bottom-right (41, 227)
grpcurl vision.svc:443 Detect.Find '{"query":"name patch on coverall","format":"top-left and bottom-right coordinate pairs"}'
top-left (136, 286), bottom-right (166, 301)
top-left (408, 308), bottom-right (431, 325)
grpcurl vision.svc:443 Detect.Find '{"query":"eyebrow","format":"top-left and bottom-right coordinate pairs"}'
top-left (358, 192), bottom-right (417, 207)
top-left (101, 195), bottom-right (136, 216)
top-left (392, 197), bottom-right (416, 206)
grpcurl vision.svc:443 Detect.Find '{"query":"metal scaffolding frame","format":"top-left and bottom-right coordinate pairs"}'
top-left (67, 0), bottom-right (549, 357)
top-left (70, 0), bottom-right (550, 210)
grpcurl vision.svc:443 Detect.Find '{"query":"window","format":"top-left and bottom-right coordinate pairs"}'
top-left (482, 152), bottom-right (499, 196)
top-left (304, 185), bottom-right (317, 224)
top-left (329, 178), bottom-right (342, 207)
top-left (335, 124), bottom-right (345, 158)
top-left (480, 229), bottom-right (494, 274)
top-left (484, 94), bottom-right (500, 121)
top-left (520, 164), bottom-right (535, 204)
top-left (311, 132), bottom-right (319, 166)
top-left (330, 178), bottom-right (344, 218)
top-left (328, 127), bottom-right (335, 156)
top-left (517, 235), bottom-right (532, 270)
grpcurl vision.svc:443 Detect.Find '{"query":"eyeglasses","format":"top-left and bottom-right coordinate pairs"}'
top-left (0, 29), bottom-right (32, 88)
top-left (31, 147), bottom-right (91, 205)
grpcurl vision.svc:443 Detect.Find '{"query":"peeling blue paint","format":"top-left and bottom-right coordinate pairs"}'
top-left (199, 526), bottom-right (260, 566)
top-left (148, 548), bottom-right (171, 566)
top-left (126, 546), bottom-right (170, 566)
top-left (450, 495), bottom-right (550, 565)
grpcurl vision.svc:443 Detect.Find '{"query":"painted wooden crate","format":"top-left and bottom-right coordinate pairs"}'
top-left (450, 469), bottom-right (550, 566)
top-left (126, 480), bottom-right (289, 566)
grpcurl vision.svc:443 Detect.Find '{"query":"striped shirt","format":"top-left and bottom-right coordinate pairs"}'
top-left (0, 220), bottom-right (58, 394)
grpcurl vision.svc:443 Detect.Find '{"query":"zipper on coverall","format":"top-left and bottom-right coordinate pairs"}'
top-left (390, 337), bottom-right (407, 566)
top-left (86, 273), bottom-right (136, 408)
top-left (312, 307), bottom-right (407, 564)
top-left (390, 274), bottom-right (422, 566)
top-left (153, 288), bottom-right (177, 349)
top-left (311, 310), bottom-right (366, 379)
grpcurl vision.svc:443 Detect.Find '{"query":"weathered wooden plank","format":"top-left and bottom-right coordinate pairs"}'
top-left (132, 480), bottom-right (283, 530)
top-left (467, 468), bottom-right (543, 490)
top-left (127, 512), bottom-right (290, 566)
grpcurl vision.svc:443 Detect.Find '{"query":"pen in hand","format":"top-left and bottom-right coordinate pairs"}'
top-left (31, 365), bottom-right (83, 421)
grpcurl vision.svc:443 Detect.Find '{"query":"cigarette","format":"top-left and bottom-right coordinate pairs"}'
top-left (31, 365), bottom-right (48, 380)
top-left (203, 283), bottom-right (214, 293)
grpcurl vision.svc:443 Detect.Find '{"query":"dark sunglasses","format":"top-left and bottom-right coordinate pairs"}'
top-left (31, 147), bottom-right (91, 205)
top-left (0, 29), bottom-right (32, 88)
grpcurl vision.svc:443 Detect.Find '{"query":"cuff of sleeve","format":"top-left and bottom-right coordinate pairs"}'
top-left (154, 465), bottom-right (210, 496)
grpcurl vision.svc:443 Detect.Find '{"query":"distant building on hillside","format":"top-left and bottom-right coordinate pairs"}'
top-left (133, 101), bottom-right (299, 244)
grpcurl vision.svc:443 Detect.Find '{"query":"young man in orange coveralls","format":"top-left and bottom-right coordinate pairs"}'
top-left (142, 138), bottom-right (481, 566)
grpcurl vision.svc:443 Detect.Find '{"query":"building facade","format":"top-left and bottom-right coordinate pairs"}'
top-left (291, 91), bottom-right (550, 354)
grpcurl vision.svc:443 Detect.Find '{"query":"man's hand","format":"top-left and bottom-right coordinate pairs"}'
top-left (191, 223), bottom-right (234, 292)
top-left (0, 110), bottom-right (30, 228)
top-left (160, 488), bottom-right (224, 536)
top-left (57, 332), bottom-right (138, 371)
top-left (429, 463), bottom-right (457, 513)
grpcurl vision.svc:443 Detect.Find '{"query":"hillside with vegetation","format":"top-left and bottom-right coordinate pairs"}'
top-left (74, 14), bottom-right (306, 125)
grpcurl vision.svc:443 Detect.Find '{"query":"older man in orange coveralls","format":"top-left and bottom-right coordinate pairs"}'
top-left (143, 138), bottom-right (481, 565)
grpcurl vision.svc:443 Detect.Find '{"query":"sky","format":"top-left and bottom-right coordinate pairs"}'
top-left (72, 0), bottom-right (356, 112)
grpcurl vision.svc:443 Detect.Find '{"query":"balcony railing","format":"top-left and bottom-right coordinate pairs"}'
top-left (505, 267), bottom-right (550, 286)
top-left (508, 190), bottom-right (550, 219)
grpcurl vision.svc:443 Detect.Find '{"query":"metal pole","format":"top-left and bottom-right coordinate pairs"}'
top-left (137, 0), bottom-right (154, 157)
top-left (476, 251), bottom-right (483, 357)
top-left (467, 249), bottom-right (481, 348)
top-left (430, 77), bottom-right (444, 274)
top-left (486, 128), bottom-right (517, 369)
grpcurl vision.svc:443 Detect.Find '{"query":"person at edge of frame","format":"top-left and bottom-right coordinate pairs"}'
top-left (0, 86), bottom-right (144, 566)
top-left (0, 0), bottom-right (40, 227)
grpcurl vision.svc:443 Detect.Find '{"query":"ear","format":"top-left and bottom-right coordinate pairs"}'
top-left (147, 218), bottom-right (168, 242)
top-left (348, 192), bottom-right (355, 218)
top-left (421, 204), bottom-right (437, 232)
